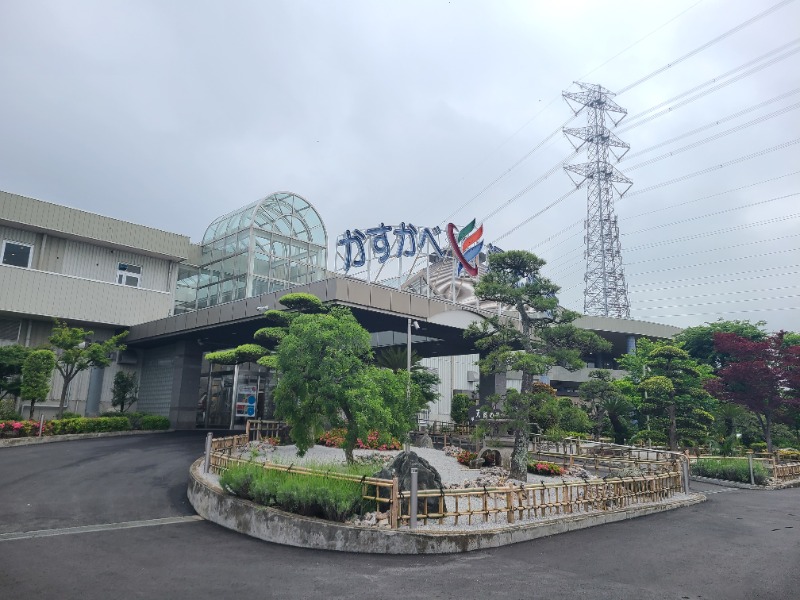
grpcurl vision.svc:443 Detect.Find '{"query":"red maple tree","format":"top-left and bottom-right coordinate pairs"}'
top-left (705, 332), bottom-right (800, 452)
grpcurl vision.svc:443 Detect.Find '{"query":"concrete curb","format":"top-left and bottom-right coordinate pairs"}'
top-left (188, 459), bottom-right (707, 554)
top-left (0, 429), bottom-right (173, 448)
top-left (691, 475), bottom-right (800, 490)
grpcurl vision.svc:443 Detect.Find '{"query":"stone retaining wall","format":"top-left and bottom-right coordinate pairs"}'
top-left (188, 459), bottom-right (706, 554)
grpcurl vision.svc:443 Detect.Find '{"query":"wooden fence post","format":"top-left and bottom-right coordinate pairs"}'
top-left (390, 476), bottom-right (399, 529)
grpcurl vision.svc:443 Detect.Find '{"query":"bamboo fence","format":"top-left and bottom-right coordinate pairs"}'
top-left (396, 472), bottom-right (682, 528)
top-left (205, 433), bottom-right (685, 531)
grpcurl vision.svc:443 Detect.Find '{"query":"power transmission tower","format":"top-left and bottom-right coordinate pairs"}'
top-left (562, 82), bottom-right (633, 319)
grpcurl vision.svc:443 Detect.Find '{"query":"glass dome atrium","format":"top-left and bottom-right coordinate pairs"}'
top-left (178, 192), bottom-right (328, 312)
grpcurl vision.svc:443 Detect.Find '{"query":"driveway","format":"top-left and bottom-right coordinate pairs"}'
top-left (0, 433), bottom-right (797, 599)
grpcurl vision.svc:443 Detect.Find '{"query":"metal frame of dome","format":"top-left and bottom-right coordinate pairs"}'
top-left (180, 192), bottom-right (328, 311)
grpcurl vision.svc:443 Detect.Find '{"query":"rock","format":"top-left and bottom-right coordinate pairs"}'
top-left (415, 433), bottom-right (434, 449)
top-left (374, 451), bottom-right (444, 512)
top-left (469, 457), bottom-right (485, 469)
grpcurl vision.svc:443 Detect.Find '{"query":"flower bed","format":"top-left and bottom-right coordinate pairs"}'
top-left (0, 414), bottom-right (170, 438)
top-left (317, 428), bottom-right (401, 451)
top-left (528, 461), bottom-right (565, 476)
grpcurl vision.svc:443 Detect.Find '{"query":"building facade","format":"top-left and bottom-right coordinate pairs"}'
top-left (0, 189), bottom-right (680, 426)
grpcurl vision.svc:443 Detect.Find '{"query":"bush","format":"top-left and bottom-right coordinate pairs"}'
top-left (49, 416), bottom-right (131, 435)
top-left (456, 450), bottom-right (477, 466)
top-left (61, 411), bottom-right (82, 419)
top-left (0, 399), bottom-right (23, 421)
top-left (219, 463), bottom-right (367, 521)
top-left (692, 458), bottom-right (769, 485)
top-left (317, 428), bottom-right (400, 451)
top-left (140, 415), bottom-right (170, 430)
top-left (527, 460), bottom-right (565, 476)
top-left (749, 442), bottom-right (768, 452)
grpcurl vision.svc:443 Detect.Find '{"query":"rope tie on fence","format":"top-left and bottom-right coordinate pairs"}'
top-left (287, 463), bottom-right (294, 473)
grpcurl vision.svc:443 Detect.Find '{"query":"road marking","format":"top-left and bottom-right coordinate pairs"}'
top-left (700, 487), bottom-right (739, 494)
top-left (0, 515), bottom-right (204, 542)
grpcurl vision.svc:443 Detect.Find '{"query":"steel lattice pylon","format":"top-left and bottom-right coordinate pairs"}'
top-left (562, 82), bottom-right (633, 318)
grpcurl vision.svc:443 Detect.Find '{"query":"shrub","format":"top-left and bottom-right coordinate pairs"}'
top-left (49, 416), bottom-right (130, 435)
top-left (219, 463), bottom-right (367, 522)
top-left (692, 458), bottom-right (769, 485)
top-left (749, 442), bottom-right (768, 452)
top-left (61, 411), bottom-right (82, 419)
top-left (0, 399), bottom-right (23, 421)
top-left (527, 461), bottom-right (565, 476)
top-left (140, 415), bottom-right (170, 430)
top-left (456, 450), bottom-right (477, 466)
top-left (317, 428), bottom-right (401, 451)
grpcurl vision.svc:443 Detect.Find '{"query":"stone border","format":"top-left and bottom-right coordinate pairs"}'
top-left (0, 429), bottom-right (173, 448)
top-left (187, 459), bottom-right (706, 554)
top-left (691, 475), bottom-right (800, 490)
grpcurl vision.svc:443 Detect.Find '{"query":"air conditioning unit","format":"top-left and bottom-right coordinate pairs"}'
top-left (116, 350), bottom-right (138, 365)
top-left (467, 370), bottom-right (479, 382)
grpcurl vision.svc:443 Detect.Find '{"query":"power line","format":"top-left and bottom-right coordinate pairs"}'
top-left (626, 215), bottom-right (800, 252)
top-left (633, 307), bottom-right (800, 319)
top-left (622, 194), bottom-right (800, 237)
top-left (617, 0), bottom-right (799, 94)
top-left (621, 38), bottom-right (800, 126)
top-left (629, 267), bottom-right (800, 291)
top-left (479, 149), bottom-right (579, 225)
top-left (624, 138), bottom-right (800, 199)
top-left (623, 102), bottom-right (800, 172)
top-left (633, 285), bottom-right (800, 303)
top-left (622, 170), bottom-right (800, 221)
top-left (631, 248), bottom-right (799, 276)
top-left (491, 188), bottom-right (581, 243)
top-left (439, 118), bottom-right (576, 225)
top-left (632, 294), bottom-right (800, 310)
top-left (624, 88), bottom-right (800, 159)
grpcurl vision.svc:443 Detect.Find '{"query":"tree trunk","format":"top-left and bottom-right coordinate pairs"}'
top-left (594, 405), bottom-right (603, 442)
top-left (58, 375), bottom-right (72, 419)
top-left (609, 415), bottom-right (625, 444)
top-left (509, 428), bottom-right (528, 481)
top-left (667, 403), bottom-right (677, 451)
top-left (765, 411), bottom-right (773, 453)
top-left (344, 444), bottom-right (355, 465)
top-left (28, 399), bottom-right (35, 420)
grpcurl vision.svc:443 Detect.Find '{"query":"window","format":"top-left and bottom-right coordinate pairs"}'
top-left (117, 263), bottom-right (142, 287)
top-left (1, 241), bottom-right (33, 268)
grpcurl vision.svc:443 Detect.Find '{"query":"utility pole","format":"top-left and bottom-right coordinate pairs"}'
top-left (562, 82), bottom-right (632, 318)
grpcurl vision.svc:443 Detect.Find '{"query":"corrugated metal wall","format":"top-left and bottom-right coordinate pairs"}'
top-left (421, 354), bottom-right (479, 421)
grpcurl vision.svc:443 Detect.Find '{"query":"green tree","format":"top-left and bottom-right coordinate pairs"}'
top-left (579, 370), bottom-right (624, 441)
top-left (621, 343), bottom-right (715, 450)
top-left (675, 319), bottom-right (765, 369)
top-left (374, 346), bottom-right (440, 420)
top-left (49, 321), bottom-right (128, 418)
top-left (111, 371), bottom-right (138, 413)
top-left (21, 349), bottom-right (57, 419)
top-left (451, 393), bottom-right (473, 425)
top-left (465, 250), bottom-right (611, 479)
top-left (0, 344), bottom-right (31, 401)
top-left (274, 307), bottom-right (420, 463)
top-left (602, 392), bottom-right (633, 444)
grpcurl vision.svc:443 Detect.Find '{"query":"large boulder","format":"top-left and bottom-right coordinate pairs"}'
top-left (374, 451), bottom-right (443, 513)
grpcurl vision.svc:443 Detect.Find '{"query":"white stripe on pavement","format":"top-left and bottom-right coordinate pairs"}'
top-left (0, 515), bottom-right (204, 542)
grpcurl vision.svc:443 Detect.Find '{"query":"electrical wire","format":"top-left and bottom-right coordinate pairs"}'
top-left (633, 284), bottom-right (800, 303)
top-left (623, 102), bottom-right (800, 172)
top-left (629, 266), bottom-right (800, 290)
top-left (624, 138), bottom-right (800, 199)
top-left (626, 215), bottom-right (800, 252)
top-left (623, 88), bottom-right (800, 160)
top-left (616, 0), bottom-right (799, 94)
top-left (622, 194), bottom-right (800, 237)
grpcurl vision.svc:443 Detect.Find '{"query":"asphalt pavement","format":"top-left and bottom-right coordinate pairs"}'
top-left (1, 432), bottom-right (797, 600)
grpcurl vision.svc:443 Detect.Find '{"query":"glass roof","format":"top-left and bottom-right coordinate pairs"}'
top-left (202, 192), bottom-right (327, 246)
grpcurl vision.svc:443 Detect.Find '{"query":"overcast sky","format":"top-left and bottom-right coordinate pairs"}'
top-left (1, 0), bottom-right (798, 333)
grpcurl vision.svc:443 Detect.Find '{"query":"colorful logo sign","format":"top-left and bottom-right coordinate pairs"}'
top-left (447, 219), bottom-right (483, 277)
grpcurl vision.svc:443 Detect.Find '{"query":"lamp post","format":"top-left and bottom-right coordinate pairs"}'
top-left (406, 318), bottom-right (419, 426)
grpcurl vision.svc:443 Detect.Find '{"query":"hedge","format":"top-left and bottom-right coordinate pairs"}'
top-left (0, 413), bottom-right (171, 438)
